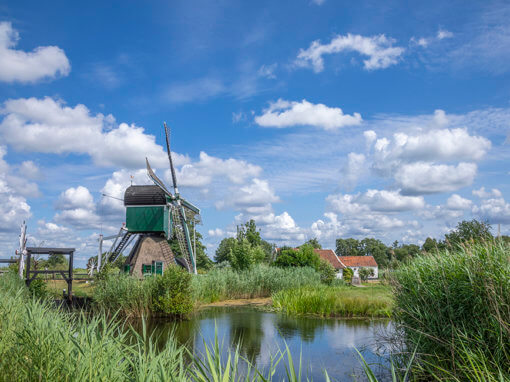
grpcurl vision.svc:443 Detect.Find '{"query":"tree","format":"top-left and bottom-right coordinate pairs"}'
top-left (318, 259), bottom-right (336, 285)
top-left (304, 238), bottom-right (322, 249)
top-left (237, 219), bottom-right (262, 247)
top-left (229, 239), bottom-right (254, 271)
top-left (44, 253), bottom-right (67, 268)
top-left (358, 238), bottom-right (390, 268)
top-left (214, 237), bottom-right (237, 263)
top-left (422, 237), bottom-right (440, 253)
top-left (359, 267), bottom-right (374, 281)
top-left (444, 219), bottom-right (493, 247)
top-left (335, 238), bottom-right (360, 256)
top-left (170, 228), bottom-right (213, 271)
top-left (274, 244), bottom-right (320, 269)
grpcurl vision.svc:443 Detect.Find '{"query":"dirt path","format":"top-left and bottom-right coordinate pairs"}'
top-left (199, 297), bottom-right (272, 308)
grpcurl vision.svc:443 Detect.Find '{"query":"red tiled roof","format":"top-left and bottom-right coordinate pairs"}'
top-left (314, 249), bottom-right (345, 270)
top-left (339, 256), bottom-right (378, 267)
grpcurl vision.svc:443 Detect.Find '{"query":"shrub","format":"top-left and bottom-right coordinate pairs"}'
top-left (318, 259), bottom-right (336, 285)
top-left (343, 267), bottom-right (353, 283)
top-left (273, 244), bottom-right (321, 269)
top-left (150, 265), bottom-right (193, 317)
top-left (392, 241), bottom-right (510, 380)
top-left (28, 278), bottom-right (49, 299)
top-left (358, 267), bottom-right (374, 281)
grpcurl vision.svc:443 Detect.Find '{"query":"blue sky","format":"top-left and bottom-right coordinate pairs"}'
top-left (0, 0), bottom-right (509, 266)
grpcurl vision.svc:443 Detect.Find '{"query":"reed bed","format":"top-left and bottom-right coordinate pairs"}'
top-left (192, 264), bottom-right (321, 303)
top-left (272, 284), bottom-right (393, 318)
top-left (391, 241), bottom-right (510, 381)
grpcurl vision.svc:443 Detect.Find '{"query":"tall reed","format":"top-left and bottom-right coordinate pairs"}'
top-left (192, 264), bottom-right (321, 303)
top-left (272, 284), bottom-right (393, 318)
top-left (391, 241), bottom-right (510, 380)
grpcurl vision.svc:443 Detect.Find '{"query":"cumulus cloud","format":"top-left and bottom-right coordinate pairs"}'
top-left (327, 189), bottom-right (424, 214)
top-left (472, 188), bottom-right (510, 224)
top-left (343, 153), bottom-right (365, 189)
top-left (295, 33), bottom-right (404, 72)
top-left (217, 178), bottom-right (279, 213)
top-left (54, 186), bottom-right (101, 229)
top-left (0, 97), bottom-right (185, 169)
top-left (255, 99), bottom-right (362, 130)
top-left (0, 22), bottom-right (70, 83)
top-left (175, 152), bottom-right (262, 188)
top-left (395, 162), bottom-right (477, 195)
top-left (446, 194), bottom-right (472, 210)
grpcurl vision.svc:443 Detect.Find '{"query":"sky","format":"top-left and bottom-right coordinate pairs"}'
top-left (0, 0), bottom-right (509, 267)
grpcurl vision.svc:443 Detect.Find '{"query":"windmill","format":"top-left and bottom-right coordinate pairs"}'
top-left (101, 123), bottom-right (200, 276)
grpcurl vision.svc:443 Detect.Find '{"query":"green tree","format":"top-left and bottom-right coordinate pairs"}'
top-left (237, 219), bottom-right (262, 247)
top-left (318, 259), bottom-right (336, 284)
top-left (359, 267), bottom-right (374, 281)
top-left (335, 238), bottom-right (360, 256)
top-left (422, 237), bottom-right (440, 253)
top-left (274, 244), bottom-right (320, 269)
top-left (229, 239), bottom-right (254, 271)
top-left (358, 238), bottom-right (390, 268)
top-left (304, 238), bottom-right (322, 249)
top-left (214, 237), bottom-right (237, 263)
top-left (444, 219), bottom-right (493, 247)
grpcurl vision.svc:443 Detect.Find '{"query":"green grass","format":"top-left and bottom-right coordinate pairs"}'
top-left (192, 263), bottom-right (321, 303)
top-left (272, 284), bottom-right (393, 318)
top-left (391, 241), bottom-right (510, 381)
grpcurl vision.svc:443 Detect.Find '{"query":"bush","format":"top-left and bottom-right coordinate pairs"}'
top-left (318, 259), bottom-right (336, 285)
top-left (358, 267), bottom-right (374, 281)
top-left (392, 241), bottom-right (510, 380)
top-left (273, 244), bottom-right (321, 269)
top-left (28, 278), bottom-right (48, 299)
top-left (343, 267), bottom-right (353, 283)
top-left (150, 265), bottom-right (193, 317)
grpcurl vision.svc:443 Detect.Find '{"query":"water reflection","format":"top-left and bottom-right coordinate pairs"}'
top-left (138, 308), bottom-right (392, 381)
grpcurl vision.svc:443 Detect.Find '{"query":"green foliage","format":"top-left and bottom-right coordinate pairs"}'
top-left (272, 284), bottom-right (393, 318)
top-left (229, 238), bottom-right (256, 271)
top-left (274, 244), bottom-right (321, 270)
top-left (214, 237), bottom-right (237, 263)
top-left (28, 278), bottom-right (49, 299)
top-left (445, 219), bottom-right (493, 248)
top-left (304, 238), bottom-right (322, 249)
top-left (192, 263), bottom-right (321, 303)
top-left (336, 238), bottom-right (361, 256)
top-left (44, 253), bottom-right (67, 268)
top-left (358, 267), bottom-right (374, 281)
top-left (343, 267), bottom-right (354, 283)
top-left (391, 241), bottom-right (510, 380)
top-left (359, 238), bottom-right (390, 268)
top-left (150, 265), bottom-right (193, 317)
top-left (318, 259), bottom-right (336, 285)
top-left (421, 237), bottom-right (440, 253)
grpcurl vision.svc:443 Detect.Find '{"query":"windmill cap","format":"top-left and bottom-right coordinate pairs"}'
top-left (124, 185), bottom-right (167, 206)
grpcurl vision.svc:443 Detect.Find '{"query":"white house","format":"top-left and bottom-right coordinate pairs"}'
top-left (315, 249), bottom-right (379, 279)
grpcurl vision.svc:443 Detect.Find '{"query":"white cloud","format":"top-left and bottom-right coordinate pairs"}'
top-left (296, 33), bottom-right (404, 72)
top-left (472, 187), bottom-right (501, 199)
top-left (446, 194), bottom-right (472, 210)
top-left (174, 152), bottom-right (262, 188)
top-left (395, 162), bottom-right (477, 195)
top-left (372, 127), bottom-right (491, 171)
top-left (363, 130), bottom-right (377, 147)
top-left (56, 186), bottom-right (95, 210)
top-left (19, 161), bottom-right (41, 180)
top-left (0, 97), bottom-right (184, 169)
top-left (327, 189), bottom-right (424, 214)
top-left (471, 188), bottom-right (510, 224)
top-left (100, 168), bottom-right (151, 215)
top-left (208, 228), bottom-right (224, 237)
top-left (54, 186), bottom-right (102, 229)
top-left (255, 99), bottom-right (362, 130)
top-left (437, 29), bottom-right (454, 40)
top-left (343, 153), bottom-right (365, 189)
top-left (217, 178), bottom-right (279, 213)
top-left (0, 22), bottom-right (70, 83)
top-left (257, 64), bottom-right (277, 79)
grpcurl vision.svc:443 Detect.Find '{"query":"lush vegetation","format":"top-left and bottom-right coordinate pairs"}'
top-left (391, 241), bottom-right (510, 381)
top-left (93, 265), bottom-right (193, 318)
top-left (272, 284), bottom-right (393, 318)
top-left (192, 263), bottom-right (321, 303)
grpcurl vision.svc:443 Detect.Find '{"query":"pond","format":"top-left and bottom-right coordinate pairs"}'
top-left (143, 307), bottom-right (393, 381)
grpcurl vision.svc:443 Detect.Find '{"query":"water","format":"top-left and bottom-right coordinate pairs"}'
top-left (144, 307), bottom-right (393, 381)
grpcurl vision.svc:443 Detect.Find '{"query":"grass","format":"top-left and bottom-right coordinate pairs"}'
top-left (192, 264), bottom-right (321, 303)
top-left (391, 241), bottom-right (510, 381)
top-left (272, 284), bottom-right (393, 318)
top-left (45, 279), bottom-right (94, 298)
